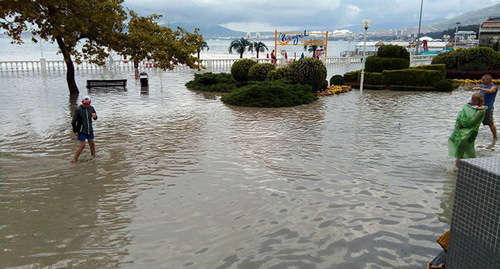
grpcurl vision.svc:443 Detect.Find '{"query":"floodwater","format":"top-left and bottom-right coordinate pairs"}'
top-left (0, 68), bottom-right (498, 269)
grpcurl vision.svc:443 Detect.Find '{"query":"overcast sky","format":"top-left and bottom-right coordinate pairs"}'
top-left (123, 0), bottom-right (500, 32)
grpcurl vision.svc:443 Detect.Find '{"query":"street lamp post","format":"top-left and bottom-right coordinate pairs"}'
top-left (416, 0), bottom-right (424, 55)
top-left (454, 22), bottom-right (460, 47)
top-left (359, 18), bottom-right (371, 93)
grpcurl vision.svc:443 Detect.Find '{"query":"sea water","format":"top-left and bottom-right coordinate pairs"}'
top-left (0, 35), bottom-right (352, 61)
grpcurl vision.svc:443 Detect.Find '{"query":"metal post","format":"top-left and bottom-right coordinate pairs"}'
top-left (416, 0), bottom-right (423, 55)
top-left (360, 28), bottom-right (367, 93)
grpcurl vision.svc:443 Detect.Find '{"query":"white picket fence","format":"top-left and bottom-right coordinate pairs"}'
top-left (0, 55), bottom-right (435, 73)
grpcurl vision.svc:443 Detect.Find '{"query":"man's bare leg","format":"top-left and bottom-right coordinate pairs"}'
top-left (88, 139), bottom-right (96, 157)
top-left (72, 141), bottom-right (86, 163)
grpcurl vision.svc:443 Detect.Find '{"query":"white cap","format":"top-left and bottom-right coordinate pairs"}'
top-left (82, 96), bottom-right (91, 104)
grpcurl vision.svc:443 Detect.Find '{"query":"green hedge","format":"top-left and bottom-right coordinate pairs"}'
top-left (377, 44), bottom-right (410, 60)
top-left (221, 80), bottom-right (317, 107)
top-left (431, 47), bottom-right (500, 71)
top-left (248, 63), bottom-right (276, 81)
top-left (185, 72), bottom-right (238, 92)
top-left (364, 72), bottom-right (385, 85)
top-left (231, 59), bottom-right (257, 82)
top-left (410, 64), bottom-right (446, 79)
top-left (330, 75), bottom-right (346, 85)
top-left (382, 69), bottom-right (443, 86)
top-left (434, 79), bottom-right (454, 92)
top-left (267, 66), bottom-right (293, 81)
top-left (344, 71), bottom-right (359, 82)
top-left (365, 56), bottom-right (410, 72)
top-left (289, 57), bottom-right (327, 92)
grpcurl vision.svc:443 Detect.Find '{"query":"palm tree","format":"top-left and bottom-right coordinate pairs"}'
top-left (228, 37), bottom-right (251, 58)
top-left (197, 41), bottom-right (209, 59)
top-left (248, 42), bottom-right (268, 58)
top-left (303, 39), bottom-right (325, 57)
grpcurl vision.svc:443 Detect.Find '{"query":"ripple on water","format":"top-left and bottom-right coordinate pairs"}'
top-left (1, 70), bottom-right (492, 268)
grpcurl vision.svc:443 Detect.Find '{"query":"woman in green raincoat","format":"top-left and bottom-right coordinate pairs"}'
top-left (448, 93), bottom-right (487, 168)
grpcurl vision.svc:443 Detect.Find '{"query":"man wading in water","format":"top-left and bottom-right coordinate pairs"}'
top-left (72, 96), bottom-right (98, 163)
top-left (474, 74), bottom-right (498, 140)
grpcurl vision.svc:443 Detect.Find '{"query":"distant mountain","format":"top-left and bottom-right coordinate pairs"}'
top-left (166, 22), bottom-right (247, 38)
top-left (429, 3), bottom-right (500, 31)
top-left (163, 3), bottom-right (500, 38)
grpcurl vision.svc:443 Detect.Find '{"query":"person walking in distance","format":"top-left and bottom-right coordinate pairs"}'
top-left (474, 74), bottom-right (498, 140)
top-left (72, 96), bottom-right (98, 163)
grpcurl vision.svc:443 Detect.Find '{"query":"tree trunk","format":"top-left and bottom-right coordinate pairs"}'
top-left (240, 52), bottom-right (243, 58)
top-left (55, 36), bottom-right (79, 95)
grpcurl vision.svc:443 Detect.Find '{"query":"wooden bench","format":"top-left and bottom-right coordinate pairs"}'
top-left (86, 79), bottom-right (127, 88)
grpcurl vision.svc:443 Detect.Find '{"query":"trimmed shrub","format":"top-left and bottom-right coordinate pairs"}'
top-left (431, 47), bottom-right (500, 71)
top-left (185, 72), bottom-right (238, 92)
top-left (330, 75), bottom-right (345, 85)
top-left (267, 66), bottom-right (293, 81)
top-left (289, 57), bottom-right (327, 92)
top-left (248, 63), bottom-right (276, 81)
top-left (377, 44), bottom-right (410, 60)
top-left (221, 80), bottom-right (317, 107)
top-left (365, 56), bottom-right (410, 72)
top-left (382, 69), bottom-right (443, 86)
top-left (344, 71), bottom-right (359, 82)
top-left (231, 58), bottom-right (257, 82)
top-left (434, 79), bottom-right (454, 92)
top-left (446, 69), bottom-right (500, 80)
top-left (410, 64), bottom-right (446, 80)
top-left (364, 72), bottom-right (385, 85)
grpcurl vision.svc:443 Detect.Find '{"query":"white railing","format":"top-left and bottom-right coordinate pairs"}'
top-left (409, 55), bottom-right (435, 66)
top-left (0, 55), bottom-right (435, 72)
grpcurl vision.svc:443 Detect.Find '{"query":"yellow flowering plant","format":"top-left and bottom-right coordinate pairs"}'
top-left (316, 85), bottom-right (352, 96)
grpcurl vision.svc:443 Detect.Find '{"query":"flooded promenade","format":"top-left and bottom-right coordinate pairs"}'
top-left (0, 67), bottom-right (498, 268)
